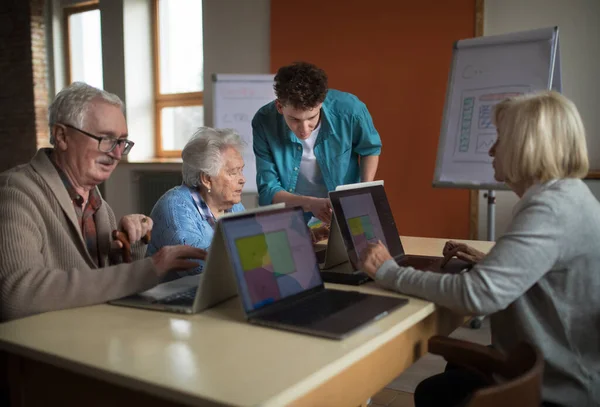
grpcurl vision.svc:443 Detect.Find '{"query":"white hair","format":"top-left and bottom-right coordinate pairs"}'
top-left (48, 82), bottom-right (124, 144)
top-left (182, 127), bottom-right (245, 188)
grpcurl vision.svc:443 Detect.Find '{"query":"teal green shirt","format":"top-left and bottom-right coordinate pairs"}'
top-left (252, 89), bottom-right (382, 206)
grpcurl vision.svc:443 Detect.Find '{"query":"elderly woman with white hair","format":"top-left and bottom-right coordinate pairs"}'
top-left (360, 91), bottom-right (600, 407)
top-left (147, 127), bottom-right (246, 273)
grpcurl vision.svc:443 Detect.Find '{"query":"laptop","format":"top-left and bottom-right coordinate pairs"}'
top-left (318, 181), bottom-right (384, 268)
top-left (109, 203), bottom-right (285, 314)
top-left (328, 184), bottom-right (471, 276)
top-left (318, 181), bottom-right (384, 285)
top-left (220, 206), bottom-right (408, 340)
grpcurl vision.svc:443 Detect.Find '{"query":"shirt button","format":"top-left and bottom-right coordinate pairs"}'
top-left (294, 167), bottom-right (298, 171)
top-left (288, 188), bottom-right (293, 192)
top-left (297, 146), bottom-right (301, 151)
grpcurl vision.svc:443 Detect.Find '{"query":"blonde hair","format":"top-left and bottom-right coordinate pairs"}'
top-left (492, 90), bottom-right (588, 185)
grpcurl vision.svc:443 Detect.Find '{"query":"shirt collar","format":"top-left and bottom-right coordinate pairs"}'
top-left (46, 150), bottom-right (101, 209)
top-left (191, 189), bottom-right (214, 221)
top-left (318, 100), bottom-right (335, 138)
top-left (188, 185), bottom-right (235, 224)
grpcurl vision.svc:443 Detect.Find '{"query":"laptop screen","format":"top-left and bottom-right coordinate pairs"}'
top-left (221, 207), bottom-right (323, 313)
top-left (329, 185), bottom-right (405, 268)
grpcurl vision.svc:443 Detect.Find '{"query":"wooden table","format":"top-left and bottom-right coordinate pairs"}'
top-left (0, 236), bottom-right (493, 407)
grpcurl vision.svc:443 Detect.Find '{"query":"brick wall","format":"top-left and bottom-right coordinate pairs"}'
top-left (30, 0), bottom-right (50, 149)
top-left (0, 0), bottom-right (49, 172)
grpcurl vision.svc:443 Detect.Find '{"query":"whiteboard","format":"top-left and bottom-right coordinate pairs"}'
top-left (433, 27), bottom-right (561, 190)
top-left (213, 74), bottom-right (275, 192)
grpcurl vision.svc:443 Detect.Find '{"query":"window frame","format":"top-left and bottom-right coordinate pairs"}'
top-left (152, 0), bottom-right (204, 158)
top-left (63, 1), bottom-right (101, 86)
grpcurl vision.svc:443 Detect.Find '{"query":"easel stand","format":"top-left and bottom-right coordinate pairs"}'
top-left (469, 189), bottom-right (497, 329)
top-left (485, 190), bottom-right (496, 241)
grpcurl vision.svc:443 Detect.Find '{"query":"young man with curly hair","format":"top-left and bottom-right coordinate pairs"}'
top-left (252, 62), bottom-right (382, 224)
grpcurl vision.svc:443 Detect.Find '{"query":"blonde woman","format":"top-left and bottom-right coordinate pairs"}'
top-left (360, 91), bottom-right (599, 407)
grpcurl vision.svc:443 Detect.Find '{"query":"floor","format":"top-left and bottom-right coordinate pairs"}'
top-left (369, 317), bottom-right (491, 407)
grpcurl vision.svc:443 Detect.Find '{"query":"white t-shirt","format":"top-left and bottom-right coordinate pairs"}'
top-left (295, 124), bottom-right (329, 198)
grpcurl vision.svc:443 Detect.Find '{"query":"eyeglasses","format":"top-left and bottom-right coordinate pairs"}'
top-left (61, 123), bottom-right (135, 155)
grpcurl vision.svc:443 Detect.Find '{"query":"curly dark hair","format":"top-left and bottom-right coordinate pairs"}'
top-left (274, 62), bottom-right (328, 110)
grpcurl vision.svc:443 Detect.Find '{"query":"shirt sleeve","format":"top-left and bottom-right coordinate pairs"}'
top-left (252, 114), bottom-right (285, 206)
top-left (352, 102), bottom-right (382, 157)
top-left (374, 196), bottom-right (561, 315)
top-left (149, 192), bottom-right (212, 275)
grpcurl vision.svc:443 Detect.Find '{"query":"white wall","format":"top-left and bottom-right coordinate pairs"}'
top-left (479, 0), bottom-right (600, 240)
top-left (202, 0), bottom-right (271, 127)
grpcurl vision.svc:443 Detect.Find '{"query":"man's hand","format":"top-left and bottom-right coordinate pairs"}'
top-left (441, 240), bottom-right (486, 267)
top-left (359, 240), bottom-right (393, 278)
top-left (151, 246), bottom-right (207, 279)
top-left (307, 198), bottom-right (332, 224)
top-left (115, 214), bottom-right (153, 247)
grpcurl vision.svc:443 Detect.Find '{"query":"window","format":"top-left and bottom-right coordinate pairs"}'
top-left (153, 0), bottom-right (204, 158)
top-left (64, 1), bottom-right (103, 89)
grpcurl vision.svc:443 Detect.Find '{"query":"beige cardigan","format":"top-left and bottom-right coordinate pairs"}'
top-left (0, 149), bottom-right (159, 321)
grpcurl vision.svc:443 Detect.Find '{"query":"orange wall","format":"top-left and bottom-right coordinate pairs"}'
top-left (271, 0), bottom-right (476, 238)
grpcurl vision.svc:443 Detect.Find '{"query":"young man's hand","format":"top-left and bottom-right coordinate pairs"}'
top-left (307, 198), bottom-right (332, 224)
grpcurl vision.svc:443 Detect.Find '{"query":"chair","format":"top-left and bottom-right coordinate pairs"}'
top-left (427, 336), bottom-right (544, 407)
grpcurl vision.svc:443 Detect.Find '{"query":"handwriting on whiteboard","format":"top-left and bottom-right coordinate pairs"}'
top-left (453, 86), bottom-right (530, 162)
top-left (223, 87), bottom-right (274, 100)
top-left (222, 113), bottom-right (250, 124)
top-left (462, 65), bottom-right (483, 79)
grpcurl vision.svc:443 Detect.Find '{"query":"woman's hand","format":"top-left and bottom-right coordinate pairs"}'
top-left (359, 241), bottom-right (393, 278)
top-left (310, 225), bottom-right (330, 243)
top-left (441, 240), bottom-right (486, 267)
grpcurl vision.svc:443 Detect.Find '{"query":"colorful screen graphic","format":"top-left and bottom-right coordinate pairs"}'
top-left (340, 193), bottom-right (388, 257)
top-left (222, 209), bottom-right (322, 312)
top-left (347, 215), bottom-right (377, 254)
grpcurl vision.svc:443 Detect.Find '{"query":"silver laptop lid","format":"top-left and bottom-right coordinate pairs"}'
top-left (193, 203), bottom-right (288, 313)
top-left (329, 185), bottom-right (405, 269)
top-left (220, 206), bottom-right (323, 314)
top-left (334, 180), bottom-right (384, 191)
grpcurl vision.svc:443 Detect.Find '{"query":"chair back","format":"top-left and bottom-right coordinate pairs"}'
top-left (428, 336), bottom-right (544, 407)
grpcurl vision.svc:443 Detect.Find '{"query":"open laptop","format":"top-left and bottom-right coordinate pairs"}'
top-left (109, 203), bottom-right (285, 314)
top-left (318, 181), bottom-right (384, 268)
top-left (318, 181), bottom-right (384, 285)
top-left (328, 184), bottom-right (471, 276)
top-left (220, 206), bottom-right (408, 340)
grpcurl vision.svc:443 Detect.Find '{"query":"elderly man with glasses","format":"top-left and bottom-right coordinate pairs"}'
top-left (0, 82), bottom-right (206, 321)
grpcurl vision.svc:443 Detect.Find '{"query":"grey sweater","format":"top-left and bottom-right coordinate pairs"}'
top-left (376, 179), bottom-right (600, 406)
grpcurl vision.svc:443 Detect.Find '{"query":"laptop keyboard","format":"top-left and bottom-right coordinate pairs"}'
top-left (154, 287), bottom-right (197, 304)
top-left (396, 256), bottom-right (440, 270)
top-left (397, 256), bottom-right (470, 274)
top-left (258, 289), bottom-right (368, 325)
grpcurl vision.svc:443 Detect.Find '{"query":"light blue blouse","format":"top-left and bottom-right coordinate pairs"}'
top-left (146, 184), bottom-right (245, 275)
